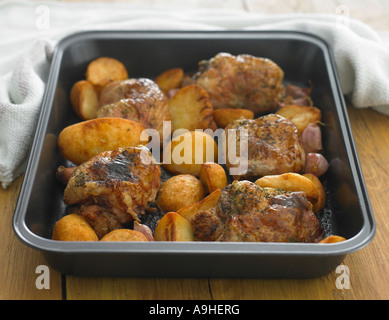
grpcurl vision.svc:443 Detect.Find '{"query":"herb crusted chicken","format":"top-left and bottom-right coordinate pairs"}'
top-left (63, 146), bottom-right (161, 238)
top-left (195, 52), bottom-right (284, 114)
top-left (192, 180), bottom-right (324, 243)
top-left (225, 114), bottom-right (306, 180)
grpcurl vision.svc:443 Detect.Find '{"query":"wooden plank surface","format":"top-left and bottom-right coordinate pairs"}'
top-left (65, 277), bottom-right (212, 300)
top-left (0, 175), bottom-right (62, 300)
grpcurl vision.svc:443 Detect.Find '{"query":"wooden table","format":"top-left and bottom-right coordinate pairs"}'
top-left (1, 106), bottom-right (389, 300)
top-left (1, 0), bottom-right (389, 301)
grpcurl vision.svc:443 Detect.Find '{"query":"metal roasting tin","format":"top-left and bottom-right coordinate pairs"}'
top-left (12, 31), bottom-right (376, 278)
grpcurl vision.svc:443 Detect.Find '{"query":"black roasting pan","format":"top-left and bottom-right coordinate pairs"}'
top-left (12, 31), bottom-right (376, 278)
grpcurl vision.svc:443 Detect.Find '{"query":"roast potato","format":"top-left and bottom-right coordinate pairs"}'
top-left (199, 162), bottom-right (228, 193)
top-left (163, 131), bottom-right (218, 176)
top-left (303, 173), bottom-right (326, 213)
top-left (255, 173), bottom-right (321, 213)
top-left (319, 235), bottom-right (346, 244)
top-left (58, 117), bottom-right (146, 165)
top-left (154, 67), bottom-right (184, 93)
top-left (70, 80), bottom-right (99, 120)
top-left (85, 57), bottom-right (128, 93)
top-left (156, 174), bottom-right (206, 213)
top-left (177, 189), bottom-right (221, 222)
top-left (276, 105), bottom-right (322, 134)
top-left (100, 229), bottom-right (149, 242)
top-left (154, 212), bottom-right (194, 241)
top-left (52, 214), bottom-right (98, 241)
top-left (168, 84), bottom-right (217, 133)
top-left (213, 108), bottom-right (254, 128)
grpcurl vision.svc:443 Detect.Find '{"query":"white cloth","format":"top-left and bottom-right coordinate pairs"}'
top-left (1, 1), bottom-right (389, 188)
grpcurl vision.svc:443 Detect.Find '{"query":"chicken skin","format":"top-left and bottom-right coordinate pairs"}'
top-left (77, 204), bottom-right (128, 239)
top-left (192, 180), bottom-right (323, 243)
top-left (97, 78), bottom-right (171, 142)
top-left (195, 53), bottom-right (284, 114)
top-left (63, 146), bottom-right (161, 223)
top-left (225, 114), bottom-right (305, 180)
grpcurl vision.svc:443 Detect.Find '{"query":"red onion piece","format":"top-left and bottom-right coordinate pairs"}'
top-left (134, 221), bottom-right (154, 241)
top-left (301, 123), bottom-right (322, 154)
top-left (304, 153), bottom-right (329, 177)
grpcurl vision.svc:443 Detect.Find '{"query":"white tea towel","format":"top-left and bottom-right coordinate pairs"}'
top-left (1, 1), bottom-right (389, 188)
top-left (0, 39), bottom-right (54, 188)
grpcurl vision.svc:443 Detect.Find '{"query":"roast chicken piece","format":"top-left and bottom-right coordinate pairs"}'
top-left (195, 53), bottom-right (284, 114)
top-left (192, 180), bottom-right (324, 243)
top-left (225, 114), bottom-right (305, 180)
top-left (76, 204), bottom-right (128, 239)
top-left (63, 146), bottom-right (161, 224)
top-left (97, 78), bottom-right (171, 142)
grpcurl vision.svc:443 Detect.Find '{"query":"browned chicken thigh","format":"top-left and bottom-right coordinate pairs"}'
top-left (195, 53), bottom-right (284, 114)
top-left (225, 114), bottom-right (305, 180)
top-left (192, 180), bottom-right (323, 243)
top-left (63, 146), bottom-right (161, 226)
top-left (97, 78), bottom-right (171, 141)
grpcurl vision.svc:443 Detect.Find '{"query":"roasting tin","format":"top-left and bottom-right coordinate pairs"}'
top-left (13, 31), bottom-right (376, 278)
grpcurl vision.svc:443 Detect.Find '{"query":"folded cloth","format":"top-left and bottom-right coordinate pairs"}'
top-left (0, 39), bottom-right (54, 188)
top-left (1, 1), bottom-right (389, 188)
top-left (244, 14), bottom-right (389, 114)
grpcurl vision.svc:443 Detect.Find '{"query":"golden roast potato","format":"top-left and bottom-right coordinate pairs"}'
top-left (85, 57), bottom-right (128, 93)
top-left (255, 173), bottom-right (323, 213)
top-left (58, 117), bottom-right (146, 165)
top-left (156, 174), bottom-right (206, 213)
top-left (303, 173), bottom-right (326, 213)
top-left (199, 162), bottom-right (228, 193)
top-left (213, 108), bottom-right (254, 128)
top-left (154, 212), bottom-right (194, 241)
top-left (52, 214), bottom-right (98, 241)
top-left (70, 80), bottom-right (99, 120)
top-left (177, 189), bottom-right (221, 222)
top-left (163, 131), bottom-right (218, 176)
top-left (276, 105), bottom-right (321, 134)
top-left (168, 84), bottom-right (217, 133)
top-left (319, 235), bottom-right (346, 244)
top-left (100, 229), bottom-right (149, 242)
top-left (154, 67), bottom-right (184, 93)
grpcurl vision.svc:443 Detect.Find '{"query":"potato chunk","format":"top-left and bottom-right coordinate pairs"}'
top-left (100, 229), bottom-right (148, 242)
top-left (168, 84), bottom-right (217, 133)
top-left (276, 105), bottom-right (321, 134)
top-left (86, 57), bottom-right (128, 93)
top-left (52, 214), bottom-right (98, 241)
top-left (154, 212), bottom-right (194, 241)
top-left (58, 117), bottom-right (146, 165)
top-left (70, 80), bottom-right (99, 120)
top-left (199, 162), bottom-right (228, 193)
top-left (177, 189), bottom-right (221, 222)
top-left (319, 235), bottom-right (346, 244)
top-left (213, 108), bottom-right (254, 128)
top-left (255, 173), bottom-right (323, 213)
top-left (163, 131), bottom-right (218, 176)
top-left (156, 174), bottom-right (206, 213)
top-left (154, 67), bottom-right (184, 93)
top-left (303, 173), bottom-right (326, 213)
